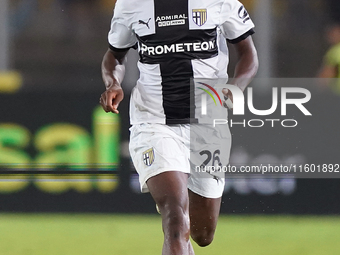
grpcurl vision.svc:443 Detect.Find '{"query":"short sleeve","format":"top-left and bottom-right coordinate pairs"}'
top-left (108, 0), bottom-right (137, 50)
top-left (219, 0), bottom-right (255, 44)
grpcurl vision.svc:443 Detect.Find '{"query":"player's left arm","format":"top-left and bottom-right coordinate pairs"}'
top-left (222, 36), bottom-right (259, 102)
top-left (219, 0), bottom-right (259, 102)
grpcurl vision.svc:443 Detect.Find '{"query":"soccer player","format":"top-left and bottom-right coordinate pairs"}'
top-left (318, 23), bottom-right (340, 93)
top-left (100, 0), bottom-right (258, 254)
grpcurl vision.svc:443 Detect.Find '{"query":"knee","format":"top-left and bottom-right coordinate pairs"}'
top-left (163, 204), bottom-right (190, 228)
top-left (161, 204), bottom-right (190, 238)
top-left (191, 231), bottom-right (214, 247)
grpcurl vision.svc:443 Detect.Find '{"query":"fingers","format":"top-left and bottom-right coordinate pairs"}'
top-left (222, 88), bottom-right (229, 96)
top-left (100, 89), bottom-right (123, 114)
top-left (222, 88), bottom-right (234, 110)
top-left (112, 91), bottom-right (124, 111)
top-left (100, 93), bottom-right (113, 113)
top-left (107, 92), bottom-right (120, 114)
top-left (222, 88), bottom-right (233, 103)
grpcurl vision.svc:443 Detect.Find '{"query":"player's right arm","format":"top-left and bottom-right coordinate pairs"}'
top-left (100, 49), bottom-right (128, 114)
top-left (100, 0), bottom-right (137, 114)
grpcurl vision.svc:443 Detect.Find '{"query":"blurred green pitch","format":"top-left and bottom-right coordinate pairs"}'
top-left (1, 214), bottom-right (339, 255)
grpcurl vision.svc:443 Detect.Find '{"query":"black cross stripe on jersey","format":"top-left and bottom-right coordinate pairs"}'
top-left (136, 0), bottom-right (218, 124)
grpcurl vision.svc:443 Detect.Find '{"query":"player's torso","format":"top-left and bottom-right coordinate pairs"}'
top-left (117, 0), bottom-right (230, 124)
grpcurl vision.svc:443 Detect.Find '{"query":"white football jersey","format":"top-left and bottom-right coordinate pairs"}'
top-left (108, 0), bottom-right (254, 124)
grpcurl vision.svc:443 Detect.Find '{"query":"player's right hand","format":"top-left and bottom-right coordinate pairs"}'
top-left (100, 85), bottom-right (124, 114)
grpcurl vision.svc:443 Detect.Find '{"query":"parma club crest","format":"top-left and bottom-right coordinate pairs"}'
top-left (143, 148), bottom-right (155, 166)
top-left (192, 9), bottom-right (207, 26)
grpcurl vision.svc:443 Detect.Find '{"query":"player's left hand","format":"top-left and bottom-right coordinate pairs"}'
top-left (222, 88), bottom-right (233, 109)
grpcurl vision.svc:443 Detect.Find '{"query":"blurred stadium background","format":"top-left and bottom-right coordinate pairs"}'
top-left (1, 0), bottom-right (340, 254)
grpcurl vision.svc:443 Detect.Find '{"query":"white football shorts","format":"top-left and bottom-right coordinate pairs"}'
top-left (129, 123), bottom-right (231, 199)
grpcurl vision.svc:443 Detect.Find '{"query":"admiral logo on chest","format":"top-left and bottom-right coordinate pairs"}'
top-left (156, 14), bottom-right (188, 27)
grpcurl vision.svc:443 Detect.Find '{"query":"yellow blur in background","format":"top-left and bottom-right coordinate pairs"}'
top-left (0, 71), bottom-right (22, 93)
